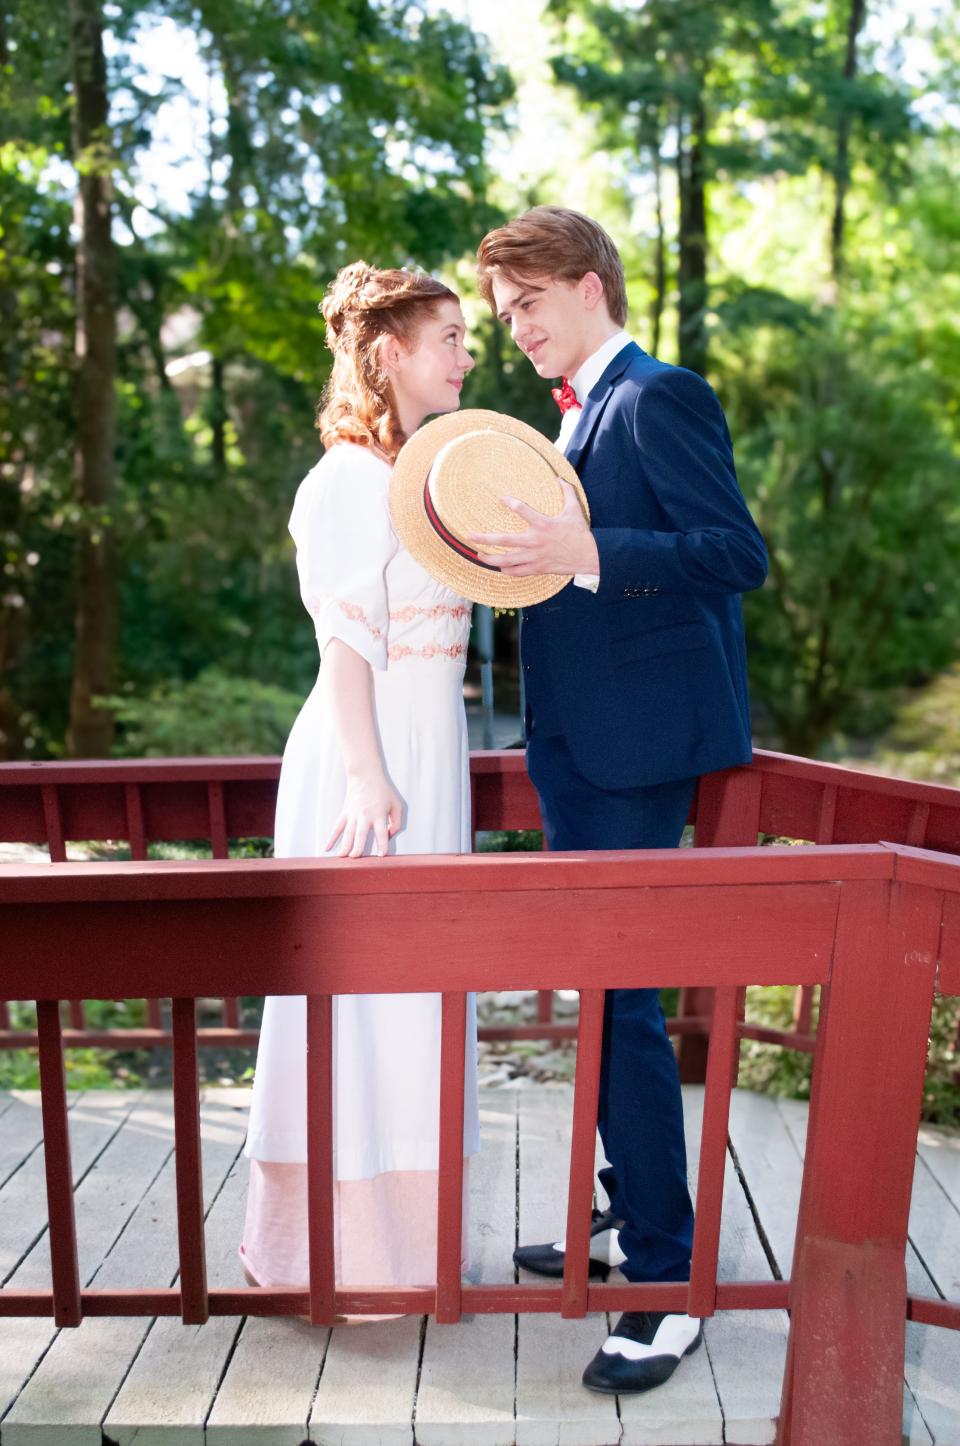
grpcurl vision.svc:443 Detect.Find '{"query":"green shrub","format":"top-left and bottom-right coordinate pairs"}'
top-left (101, 667), bottom-right (301, 757)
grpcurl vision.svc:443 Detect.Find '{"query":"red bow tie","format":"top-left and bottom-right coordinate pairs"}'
top-left (551, 378), bottom-right (582, 415)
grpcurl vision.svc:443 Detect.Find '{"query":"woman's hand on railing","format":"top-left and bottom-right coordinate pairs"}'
top-left (325, 771), bottom-right (403, 858)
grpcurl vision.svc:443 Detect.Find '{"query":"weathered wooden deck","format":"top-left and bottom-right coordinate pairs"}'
top-left (0, 1083), bottom-right (957, 1446)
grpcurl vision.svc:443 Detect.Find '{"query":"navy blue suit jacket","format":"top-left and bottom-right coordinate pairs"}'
top-left (520, 342), bottom-right (768, 791)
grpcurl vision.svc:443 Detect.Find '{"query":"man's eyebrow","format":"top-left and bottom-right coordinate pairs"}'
top-left (497, 286), bottom-right (542, 321)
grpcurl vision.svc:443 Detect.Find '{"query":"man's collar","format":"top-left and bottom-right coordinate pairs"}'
top-left (570, 330), bottom-right (633, 404)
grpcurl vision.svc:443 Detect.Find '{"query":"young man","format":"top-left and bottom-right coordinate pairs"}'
top-left (473, 206), bottom-right (768, 1395)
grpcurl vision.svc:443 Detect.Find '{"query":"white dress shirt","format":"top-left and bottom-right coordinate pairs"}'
top-left (560, 330), bottom-right (633, 591)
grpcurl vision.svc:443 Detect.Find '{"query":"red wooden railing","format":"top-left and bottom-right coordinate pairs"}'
top-left (1, 837), bottom-right (958, 1446)
top-left (3, 748), bottom-right (960, 1072)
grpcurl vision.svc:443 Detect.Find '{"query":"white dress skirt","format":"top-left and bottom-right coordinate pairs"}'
top-left (240, 442), bottom-right (479, 1304)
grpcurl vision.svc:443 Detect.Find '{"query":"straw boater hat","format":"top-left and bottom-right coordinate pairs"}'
top-left (389, 409), bottom-right (590, 607)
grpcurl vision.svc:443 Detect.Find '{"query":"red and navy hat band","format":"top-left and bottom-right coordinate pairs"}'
top-left (423, 480), bottom-right (501, 573)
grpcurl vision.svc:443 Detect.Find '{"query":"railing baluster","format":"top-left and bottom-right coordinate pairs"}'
top-left (815, 785), bottom-right (838, 844)
top-left (42, 788), bottom-right (85, 1028)
top-left (172, 997), bottom-right (208, 1325)
top-left (436, 992), bottom-right (467, 1324)
top-left (37, 999), bottom-right (82, 1327)
top-left (906, 800), bottom-right (930, 848)
top-left (207, 780), bottom-right (229, 859)
top-left (206, 782), bottom-right (241, 1030)
top-left (561, 988), bottom-right (606, 1319)
top-left (793, 985), bottom-right (815, 1036)
top-left (41, 784), bottom-right (67, 863)
top-left (0, 1001), bottom-right (10, 1030)
top-left (536, 991), bottom-right (553, 1024)
top-left (306, 994), bottom-right (336, 1325)
top-left (687, 985), bottom-right (740, 1318)
top-left (124, 782), bottom-right (161, 1029)
top-left (124, 782), bottom-right (148, 861)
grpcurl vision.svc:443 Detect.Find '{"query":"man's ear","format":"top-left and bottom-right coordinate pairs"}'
top-left (581, 271), bottom-right (606, 312)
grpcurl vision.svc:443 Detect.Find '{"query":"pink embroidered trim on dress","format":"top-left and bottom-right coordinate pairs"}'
top-left (388, 602), bottom-right (472, 623)
top-left (335, 598), bottom-right (386, 644)
top-left (387, 641), bottom-right (468, 662)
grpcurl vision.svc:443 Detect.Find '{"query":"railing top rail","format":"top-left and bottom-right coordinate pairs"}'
top-left (746, 748), bottom-right (960, 809)
top-left (0, 842), bottom-right (908, 904)
top-left (888, 841), bottom-right (960, 895)
top-left (2, 747), bottom-right (960, 810)
top-left (0, 756), bottom-right (284, 785)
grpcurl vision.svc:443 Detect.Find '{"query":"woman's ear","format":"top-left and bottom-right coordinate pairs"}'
top-left (380, 333), bottom-right (405, 373)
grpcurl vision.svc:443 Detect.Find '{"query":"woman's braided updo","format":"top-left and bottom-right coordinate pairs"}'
top-left (317, 262), bottom-right (458, 461)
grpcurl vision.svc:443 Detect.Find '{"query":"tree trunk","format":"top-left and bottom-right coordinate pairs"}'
top-left (650, 130), bottom-right (665, 357)
top-left (67, 0), bottom-right (117, 758)
top-left (210, 354), bottom-right (227, 475)
top-left (676, 86), bottom-right (708, 376)
top-left (830, 0), bottom-right (867, 288)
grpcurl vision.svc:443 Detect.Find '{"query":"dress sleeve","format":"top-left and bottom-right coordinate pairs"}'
top-left (290, 448), bottom-right (400, 671)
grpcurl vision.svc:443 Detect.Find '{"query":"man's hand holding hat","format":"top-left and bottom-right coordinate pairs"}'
top-left (470, 480), bottom-right (599, 578)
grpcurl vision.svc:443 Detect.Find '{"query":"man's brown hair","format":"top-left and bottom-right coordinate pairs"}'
top-left (476, 206), bottom-right (627, 327)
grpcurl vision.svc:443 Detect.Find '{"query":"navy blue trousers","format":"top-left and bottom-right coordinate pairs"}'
top-left (526, 731), bottom-right (697, 1284)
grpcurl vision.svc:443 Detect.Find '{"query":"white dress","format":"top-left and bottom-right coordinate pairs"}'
top-left (240, 443), bottom-right (479, 1293)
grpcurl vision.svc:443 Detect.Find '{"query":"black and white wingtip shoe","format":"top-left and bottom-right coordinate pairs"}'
top-left (513, 1207), bottom-right (628, 1281)
top-left (581, 1310), bottom-right (704, 1394)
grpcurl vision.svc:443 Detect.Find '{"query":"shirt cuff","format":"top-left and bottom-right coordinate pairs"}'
top-left (572, 573), bottom-right (600, 593)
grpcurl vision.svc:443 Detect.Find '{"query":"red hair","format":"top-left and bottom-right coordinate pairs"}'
top-left (318, 262), bottom-right (458, 461)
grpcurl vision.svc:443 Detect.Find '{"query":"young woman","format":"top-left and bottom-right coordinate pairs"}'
top-left (239, 263), bottom-right (479, 1318)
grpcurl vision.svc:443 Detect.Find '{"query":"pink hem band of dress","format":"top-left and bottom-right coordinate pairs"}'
top-left (240, 1158), bottom-right (471, 1323)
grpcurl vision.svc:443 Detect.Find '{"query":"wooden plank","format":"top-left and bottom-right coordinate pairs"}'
top-left (0, 1090), bottom-right (142, 1285)
top-left (514, 1084), bottom-right (622, 1446)
top-left (0, 1088), bottom-right (83, 1190)
top-left (308, 1315), bottom-right (422, 1445)
top-left (0, 1091), bottom-right (247, 1445)
top-left (904, 1246), bottom-right (954, 1446)
top-left (101, 1128), bottom-right (251, 1444)
top-left (734, 1093), bottom-right (937, 1446)
top-left (615, 1086), bottom-right (726, 1446)
top-left (415, 1091), bottom-right (517, 1446)
top-left (680, 1087), bottom-right (788, 1446)
top-left (905, 1126), bottom-right (960, 1446)
top-left (206, 1241), bottom-right (328, 1446)
top-left (727, 1087), bottom-right (805, 1279)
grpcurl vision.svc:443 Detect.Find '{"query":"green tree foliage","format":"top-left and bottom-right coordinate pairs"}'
top-left (1, 0), bottom-right (959, 762)
top-left (0, 0), bottom-right (511, 756)
top-left (721, 313), bottom-right (960, 753)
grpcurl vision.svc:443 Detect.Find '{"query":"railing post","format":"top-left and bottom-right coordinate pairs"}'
top-left (777, 878), bottom-right (941, 1446)
top-left (436, 992), bottom-right (467, 1323)
top-left (560, 989), bottom-right (606, 1318)
top-left (172, 997), bottom-right (209, 1325)
top-left (37, 999), bottom-right (82, 1327)
top-left (306, 994), bottom-right (336, 1326)
top-left (680, 767), bottom-right (762, 1081)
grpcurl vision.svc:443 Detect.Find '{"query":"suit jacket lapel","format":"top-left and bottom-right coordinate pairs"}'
top-left (564, 341), bottom-right (642, 472)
